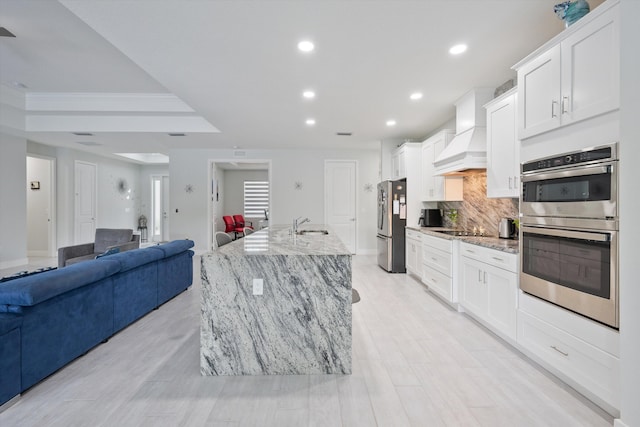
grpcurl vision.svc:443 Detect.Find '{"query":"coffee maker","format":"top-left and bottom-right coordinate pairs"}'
top-left (418, 209), bottom-right (443, 227)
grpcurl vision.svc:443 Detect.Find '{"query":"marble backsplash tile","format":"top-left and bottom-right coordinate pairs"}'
top-left (438, 170), bottom-right (519, 237)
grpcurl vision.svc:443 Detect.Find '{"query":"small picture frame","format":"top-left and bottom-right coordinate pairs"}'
top-left (30, 181), bottom-right (40, 190)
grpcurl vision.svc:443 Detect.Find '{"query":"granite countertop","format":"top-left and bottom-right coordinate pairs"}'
top-left (406, 225), bottom-right (520, 254)
top-left (214, 224), bottom-right (351, 256)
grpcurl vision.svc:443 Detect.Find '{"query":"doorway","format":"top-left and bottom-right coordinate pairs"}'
top-left (26, 155), bottom-right (56, 257)
top-left (209, 160), bottom-right (271, 251)
top-left (325, 160), bottom-right (357, 253)
top-left (151, 175), bottom-right (170, 242)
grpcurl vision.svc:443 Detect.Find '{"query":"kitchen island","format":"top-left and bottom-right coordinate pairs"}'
top-left (200, 225), bottom-right (352, 376)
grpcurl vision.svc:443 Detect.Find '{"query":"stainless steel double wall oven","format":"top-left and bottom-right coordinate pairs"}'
top-left (520, 143), bottom-right (619, 328)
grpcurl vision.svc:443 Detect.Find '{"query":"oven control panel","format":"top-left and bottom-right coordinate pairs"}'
top-left (522, 144), bottom-right (616, 173)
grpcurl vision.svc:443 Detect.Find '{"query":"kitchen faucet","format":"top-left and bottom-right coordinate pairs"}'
top-left (293, 217), bottom-right (310, 233)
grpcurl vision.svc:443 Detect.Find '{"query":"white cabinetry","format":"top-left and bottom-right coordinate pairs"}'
top-left (391, 143), bottom-right (420, 180)
top-left (515, 1), bottom-right (619, 140)
top-left (485, 88), bottom-right (519, 198)
top-left (421, 234), bottom-right (458, 306)
top-left (420, 130), bottom-right (463, 202)
top-left (405, 229), bottom-right (422, 278)
top-left (459, 242), bottom-right (518, 342)
top-left (517, 292), bottom-right (620, 414)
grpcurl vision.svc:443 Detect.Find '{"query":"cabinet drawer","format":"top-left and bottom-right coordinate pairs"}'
top-left (422, 264), bottom-right (452, 302)
top-left (518, 310), bottom-right (619, 409)
top-left (406, 229), bottom-right (422, 241)
top-left (422, 234), bottom-right (452, 253)
top-left (422, 246), bottom-right (451, 276)
top-left (460, 242), bottom-right (518, 272)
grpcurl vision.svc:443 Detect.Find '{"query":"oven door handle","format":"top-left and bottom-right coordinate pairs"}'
top-left (521, 163), bottom-right (613, 183)
top-left (522, 225), bottom-right (611, 242)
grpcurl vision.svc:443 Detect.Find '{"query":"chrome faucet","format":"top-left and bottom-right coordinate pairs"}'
top-left (293, 216), bottom-right (310, 233)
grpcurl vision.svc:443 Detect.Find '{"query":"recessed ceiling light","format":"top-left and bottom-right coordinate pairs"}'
top-left (449, 44), bottom-right (468, 55)
top-left (303, 90), bottom-right (316, 99)
top-left (306, 118), bottom-right (316, 126)
top-left (386, 120), bottom-right (397, 127)
top-left (410, 92), bottom-right (423, 100)
top-left (298, 40), bottom-right (315, 52)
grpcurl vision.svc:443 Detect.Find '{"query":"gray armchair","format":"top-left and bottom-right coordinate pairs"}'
top-left (58, 228), bottom-right (140, 268)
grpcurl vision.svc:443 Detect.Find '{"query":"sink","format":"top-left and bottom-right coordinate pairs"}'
top-left (296, 229), bottom-right (329, 235)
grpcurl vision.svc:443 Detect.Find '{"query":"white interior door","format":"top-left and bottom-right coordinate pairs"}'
top-left (162, 175), bottom-right (170, 241)
top-left (75, 161), bottom-right (97, 244)
top-left (325, 160), bottom-right (357, 253)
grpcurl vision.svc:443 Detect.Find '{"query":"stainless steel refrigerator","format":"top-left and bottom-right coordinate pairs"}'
top-left (376, 180), bottom-right (407, 273)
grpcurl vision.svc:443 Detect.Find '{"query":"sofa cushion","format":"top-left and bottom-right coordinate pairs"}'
top-left (0, 259), bottom-right (121, 307)
top-left (148, 239), bottom-right (195, 258)
top-left (94, 228), bottom-right (133, 253)
top-left (98, 247), bottom-right (163, 272)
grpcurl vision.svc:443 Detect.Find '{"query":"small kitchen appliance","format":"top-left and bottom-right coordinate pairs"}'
top-left (499, 218), bottom-right (517, 239)
top-left (418, 209), bottom-right (443, 227)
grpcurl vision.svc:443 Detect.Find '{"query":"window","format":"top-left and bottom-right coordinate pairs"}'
top-left (244, 181), bottom-right (269, 219)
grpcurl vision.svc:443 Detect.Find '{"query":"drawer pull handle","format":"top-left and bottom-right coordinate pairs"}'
top-left (466, 249), bottom-right (475, 254)
top-left (431, 257), bottom-right (438, 262)
top-left (491, 257), bottom-right (504, 262)
top-left (551, 345), bottom-right (569, 357)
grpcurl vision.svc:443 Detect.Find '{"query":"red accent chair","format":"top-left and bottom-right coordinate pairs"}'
top-left (222, 215), bottom-right (243, 239)
top-left (233, 215), bottom-right (254, 233)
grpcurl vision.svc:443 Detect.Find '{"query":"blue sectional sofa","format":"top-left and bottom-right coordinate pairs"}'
top-left (0, 240), bottom-right (194, 408)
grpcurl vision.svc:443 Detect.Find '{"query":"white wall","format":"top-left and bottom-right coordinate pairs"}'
top-left (26, 156), bottom-right (51, 254)
top-left (618, 1), bottom-right (640, 426)
top-left (212, 163), bottom-right (225, 236)
top-left (26, 142), bottom-right (143, 248)
top-left (0, 133), bottom-right (28, 268)
top-left (169, 148), bottom-right (379, 254)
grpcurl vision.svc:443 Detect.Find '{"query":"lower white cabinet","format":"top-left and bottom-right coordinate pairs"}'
top-left (421, 234), bottom-right (458, 305)
top-left (459, 242), bottom-right (518, 342)
top-left (517, 292), bottom-right (620, 414)
top-left (405, 229), bottom-right (422, 278)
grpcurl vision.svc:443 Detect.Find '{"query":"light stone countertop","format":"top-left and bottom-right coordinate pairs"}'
top-left (215, 224), bottom-right (351, 257)
top-left (406, 225), bottom-right (520, 254)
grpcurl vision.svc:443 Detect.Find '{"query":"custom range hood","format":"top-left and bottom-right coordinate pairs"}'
top-left (434, 88), bottom-right (494, 175)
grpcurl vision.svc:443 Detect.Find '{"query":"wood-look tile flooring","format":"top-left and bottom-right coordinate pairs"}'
top-left (0, 255), bottom-right (613, 426)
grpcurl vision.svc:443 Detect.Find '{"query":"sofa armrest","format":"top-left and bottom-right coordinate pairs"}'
top-left (58, 243), bottom-right (95, 268)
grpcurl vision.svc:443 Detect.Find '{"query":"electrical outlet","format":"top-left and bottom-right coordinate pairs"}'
top-left (253, 278), bottom-right (263, 295)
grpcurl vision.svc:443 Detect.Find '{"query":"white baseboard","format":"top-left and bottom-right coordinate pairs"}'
top-left (0, 258), bottom-right (29, 270)
top-left (614, 419), bottom-right (630, 427)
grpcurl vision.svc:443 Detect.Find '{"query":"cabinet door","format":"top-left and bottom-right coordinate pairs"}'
top-left (460, 257), bottom-right (488, 317)
top-left (391, 152), bottom-right (400, 179)
top-left (406, 238), bottom-right (417, 273)
top-left (421, 142), bottom-right (433, 200)
top-left (518, 45), bottom-right (561, 139)
top-left (561, 4), bottom-right (619, 126)
top-left (486, 264), bottom-right (518, 341)
top-left (487, 92), bottom-right (519, 198)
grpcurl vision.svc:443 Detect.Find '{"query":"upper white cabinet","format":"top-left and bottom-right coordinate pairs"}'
top-left (391, 143), bottom-right (420, 180)
top-left (421, 130), bottom-right (463, 202)
top-left (485, 88), bottom-right (519, 198)
top-left (515, 1), bottom-right (620, 140)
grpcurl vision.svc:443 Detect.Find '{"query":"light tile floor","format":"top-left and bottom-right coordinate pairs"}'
top-left (0, 255), bottom-right (614, 426)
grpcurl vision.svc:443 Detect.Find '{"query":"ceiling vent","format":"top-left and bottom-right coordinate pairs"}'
top-left (73, 132), bottom-right (94, 136)
top-left (336, 132), bottom-right (352, 136)
top-left (168, 133), bottom-right (186, 137)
